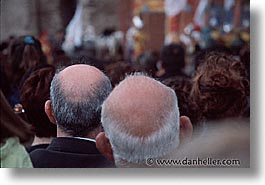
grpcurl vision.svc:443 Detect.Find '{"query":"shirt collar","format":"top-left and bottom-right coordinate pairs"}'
top-left (73, 137), bottom-right (96, 143)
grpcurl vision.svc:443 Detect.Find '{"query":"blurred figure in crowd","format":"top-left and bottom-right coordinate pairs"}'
top-left (97, 28), bottom-right (124, 63)
top-left (193, 44), bottom-right (233, 70)
top-left (105, 61), bottom-right (137, 87)
top-left (20, 64), bottom-right (56, 152)
top-left (0, 62), bottom-right (11, 98)
top-left (137, 51), bottom-right (159, 78)
top-left (162, 76), bottom-right (200, 128)
top-left (190, 52), bottom-right (249, 124)
top-left (0, 91), bottom-right (32, 168)
top-left (7, 36), bottom-right (47, 107)
top-left (70, 55), bottom-right (104, 72)
top-left (157, 43), bottom-right (188, 81)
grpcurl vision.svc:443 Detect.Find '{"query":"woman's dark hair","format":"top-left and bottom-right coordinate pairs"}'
top-left (137, 51), bottom-right (159, 77)
top-left (20, 65), bottom-right (56, 138)
top-left (0, 91), bottom-right (32, 143)
top-left (191, 52), bottom-right (249, 122)
top-left (194, 44), bottom-right (233, 70)
top-left (105, 61), bottom-right (137, 86)
top-left (162, 76), bottom-right (200, 127)
top-left (239, 45), bottom-right (250, 80)
top-left (160, 43), bottom-right (185, 72)
top-left (8, 36), bottom-right (47, 88)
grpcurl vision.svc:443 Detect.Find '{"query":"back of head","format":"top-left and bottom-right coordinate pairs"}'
top-left (101, 74), bottom-right (180, 166)
top-left (20, 65), bottom-right (56, 138)
top-left (191, 52), bottom-right (249, 121)
top-left (162, 76), bottom-right (200, 127)
top-left (194, 45), bottom-right (233, 70)
top-left (8, 36), bottom-right (46, 87)
top-left (160, 43), bottom-right (185, 72)
top-left (50, 64), bottom-right (112, 137)
top-left (137, 51), bottom-right (158, 77)
top-left (105, 61), bottom-right (136, 86)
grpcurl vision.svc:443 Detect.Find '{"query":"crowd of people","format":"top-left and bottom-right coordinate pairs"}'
top-left (0, 32), bottom-right (250, 168)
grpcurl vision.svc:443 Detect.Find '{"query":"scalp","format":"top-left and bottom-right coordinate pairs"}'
top-left (103, 75), bottom-right (177, 137)
top-left (57, 64), bottom-right (105, 102)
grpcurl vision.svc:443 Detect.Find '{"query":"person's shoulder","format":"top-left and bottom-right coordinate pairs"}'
top-left (29, 148), bottom-right (50, 160)
top-left (29, 147), bottom-right (58, 168)
top-left (1, 137), bottom-right (33, 168)
top-left (26, 144), bottom-right (49, 153)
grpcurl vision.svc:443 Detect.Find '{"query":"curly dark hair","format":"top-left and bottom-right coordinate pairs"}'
top-left (162, 76), bottom-right (200, 127)
top-left (191, 52), bottom-right (249, 122)
top-left (20, 65), bottom-right (56, 138)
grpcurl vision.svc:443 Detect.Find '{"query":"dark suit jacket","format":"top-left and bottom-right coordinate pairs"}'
top-left (30, 137), bottom-right (115, 168)
top-left (26, 144), bottom-right (49, 153)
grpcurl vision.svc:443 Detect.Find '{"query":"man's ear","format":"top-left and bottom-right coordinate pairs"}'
top-left (45, 100), bottom-right (56, 124)
top-left (179, 116), bottom-right (193, 145)
top-left (96, 132), bottom-right (114, 161)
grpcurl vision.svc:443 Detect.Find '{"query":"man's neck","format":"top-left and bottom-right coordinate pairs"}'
top-left (86, 126), bottom-right (102, 139)
top-left (57, 128), bottom-right (71, 138)
top-left (32, 136), bottom-right (53, 146)
top-left (56, 126), bottom-right (102, 140)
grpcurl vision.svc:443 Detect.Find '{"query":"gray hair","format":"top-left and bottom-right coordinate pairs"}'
top-left (101, 75), bottom-right (180, 166)
top-left (50, 72), bottom-right (112, 137)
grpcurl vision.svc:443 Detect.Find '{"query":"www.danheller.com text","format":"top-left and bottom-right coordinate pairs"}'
top-left (145, 157), bottom-right (241, 167)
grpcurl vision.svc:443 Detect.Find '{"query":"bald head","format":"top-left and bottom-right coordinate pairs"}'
top-left (103, 75), bottom-right (177, 137)
top-left (100, 74), bottom-right (180, 164)
top-left (57, 64), bottom-right (105, 102)
top-left (49, 64), bottom-right (112, 137)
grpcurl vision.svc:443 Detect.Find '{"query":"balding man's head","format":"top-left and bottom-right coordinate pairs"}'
top-left (56, 65), bottom-right (104, 102)
top-left (96, 74), bottom-right (192, 167)
top-left (103, 75), bottom-right (178, 137)
top-left (47, 64), bottom-right (112, 137)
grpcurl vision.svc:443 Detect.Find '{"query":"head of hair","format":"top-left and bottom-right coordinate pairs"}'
top-left (0, 91), bottom-right (32, 144)
top-left (101, 74), bottom-right (180, 166)
top-left (0, 62), bottom-right (11, 97)
top-left (239, 44), bottom-right (250, 79)
top-left (160, 43), bottom-right (185, 72)
top-left (105, 61), bottom-right (136, 86)
top-left (20, 65), bottom-right (56, 138)
top-left (70, 55), bottom-right (104, 71)
top-left (191, 52), bottom-right (249, 122)
top-left (8, 36), bottom-right (47, 87)
top-left (50, 65), bottom-right (112, 137)
top-left (194, 44), bottom-right (233, 70)
top-left (137, 51), bottom-right (159, 77)
top-left (162, 76), bottom-right (200, 127)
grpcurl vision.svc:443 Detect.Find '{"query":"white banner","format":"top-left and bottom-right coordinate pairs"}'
top-left (164, 0), bottom-right (187, 17)
top-left (193, 0), bottom-right (208, 27)
top-left (62, 0), bottom-right (83, 53)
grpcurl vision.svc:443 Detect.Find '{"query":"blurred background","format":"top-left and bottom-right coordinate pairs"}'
top-left (1, 0), bottom-right (250, 66)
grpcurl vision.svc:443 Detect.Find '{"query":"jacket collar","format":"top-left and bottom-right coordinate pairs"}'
top-left (47, 137), bottom-right (99, 154)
